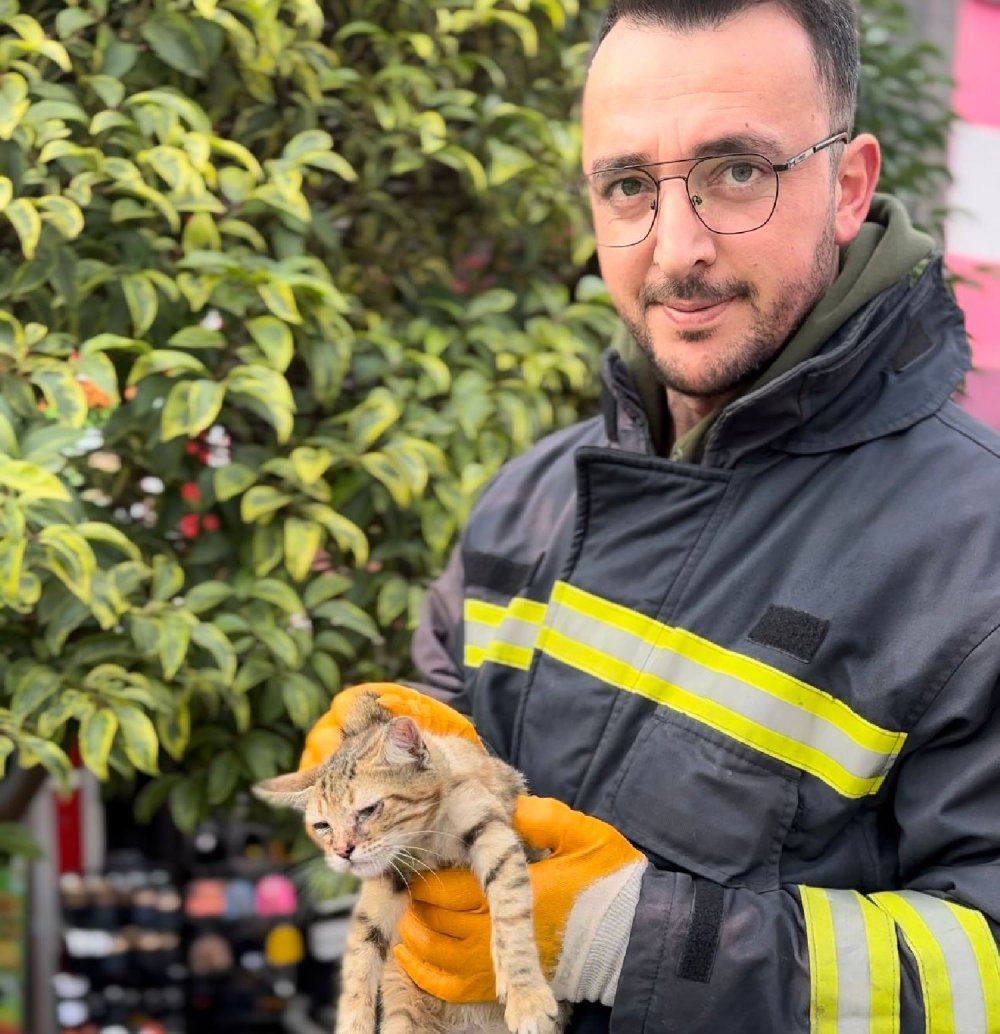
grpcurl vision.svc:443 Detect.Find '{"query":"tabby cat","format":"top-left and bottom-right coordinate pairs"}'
top-left (254, 692), bottom-right (569, 1034)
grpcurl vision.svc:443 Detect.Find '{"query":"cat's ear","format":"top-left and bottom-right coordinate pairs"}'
top-left (252, 766), bottom-right (319, 811)
top-left (384, 717), bottom-right (429, 768)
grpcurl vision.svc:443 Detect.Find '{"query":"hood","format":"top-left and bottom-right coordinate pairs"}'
top-left (612, 193), bottom-right (945, 461)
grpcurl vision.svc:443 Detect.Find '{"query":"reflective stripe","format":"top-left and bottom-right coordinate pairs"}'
top-left (464, 597), bottom-right (546, 671)
top-left (871, 891), bottom-right (1000, 1034)
top-left (800, 887), bottom-right (900, 1034)
top-left (539, 581), bottom-right (905, 798)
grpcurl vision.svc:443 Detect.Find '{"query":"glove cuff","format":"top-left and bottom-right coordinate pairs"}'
top-left (551, 860), bottom-right (646, 1007)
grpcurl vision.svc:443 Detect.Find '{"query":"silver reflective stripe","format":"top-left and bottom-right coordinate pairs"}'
top-left (465, 617), bottom-right (498, 652)
top-left (541, 583), bottom-right (904, 798)
top-left (872, 891), bottom-right (1000, 1034)
top-left (831, 891), bottom-right (875, 1033)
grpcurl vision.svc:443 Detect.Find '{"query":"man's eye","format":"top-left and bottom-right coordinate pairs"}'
top-left (599, 175), bottom-right (651, 202)
top-left (727, 162), bottom-right (757, 183)
top-left (312, 821), bottom-right (330, 834)
top-left (356, 801), bottom-right (382, 822)
top-left (616, 177), bottom-right (646, 197)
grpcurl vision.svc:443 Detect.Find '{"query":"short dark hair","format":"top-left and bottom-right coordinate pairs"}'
top-left (590, 0), bottom-right (860, 132)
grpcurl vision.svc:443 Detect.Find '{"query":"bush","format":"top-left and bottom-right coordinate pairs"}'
top-left (0, 0), bottom-right (952, 833)
top-left (0, 0), bottom-right (619, 830)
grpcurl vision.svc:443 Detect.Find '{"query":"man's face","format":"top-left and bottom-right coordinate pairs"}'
top-left (582, 5), bottom-right (844, 400)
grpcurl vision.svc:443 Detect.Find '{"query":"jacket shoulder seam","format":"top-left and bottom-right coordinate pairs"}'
top-left (932, 405), bottom-right (1000, 461)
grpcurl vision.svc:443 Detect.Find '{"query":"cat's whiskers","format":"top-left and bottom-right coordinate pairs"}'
top-left (387, 846), bottom-right (445, 889)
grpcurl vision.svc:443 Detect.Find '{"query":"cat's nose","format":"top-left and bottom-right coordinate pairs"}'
top-left (334, 842), bottom-right (355, 859)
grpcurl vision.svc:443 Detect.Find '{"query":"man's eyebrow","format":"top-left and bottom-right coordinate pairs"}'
top-left (589, 151), bottom-right (652, 174)
top-left (588, 133), bottom-right (785, 175)
top-left (692, 132), bottom-right (784, 157)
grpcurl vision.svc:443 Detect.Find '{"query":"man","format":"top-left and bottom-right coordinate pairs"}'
top-left (305, 1), bottom-right (1000, 1030)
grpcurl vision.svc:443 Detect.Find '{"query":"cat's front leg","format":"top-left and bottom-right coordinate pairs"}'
top-left (335, 878), bottom-right (405, 1034)
top-left (461, 802), bottom-right (560, 1034)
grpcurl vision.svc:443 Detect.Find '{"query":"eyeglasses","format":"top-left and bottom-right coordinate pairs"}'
top-left (585, 131), bottom-right (848, 247)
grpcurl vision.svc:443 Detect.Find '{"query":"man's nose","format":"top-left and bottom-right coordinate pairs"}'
top-left (651, 178), bottom-right (717, 275)
top-left (333, 841), bottom-right (355, 859)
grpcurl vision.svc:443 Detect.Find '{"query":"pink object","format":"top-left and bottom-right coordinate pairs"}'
top-left (949, 256), bottom-right (1000, 370)
top-left (952, 1), bottom-right (1000, 127)
top-left (255, 873), bottom-right (298, 916)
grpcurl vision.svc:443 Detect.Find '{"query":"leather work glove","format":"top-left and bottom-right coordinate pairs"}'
top-left (299, 682), bottom-right (482, 769)
top-left (395, 794), bottom-right (647, 1007)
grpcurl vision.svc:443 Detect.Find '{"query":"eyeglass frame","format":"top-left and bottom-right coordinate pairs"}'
top-left (586, 130), bottom-right (850, 247)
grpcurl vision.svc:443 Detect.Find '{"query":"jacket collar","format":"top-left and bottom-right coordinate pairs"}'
top-left (601, 257), bottom-right (970, 466)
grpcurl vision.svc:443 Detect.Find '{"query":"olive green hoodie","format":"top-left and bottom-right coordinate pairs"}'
top-left (614, 193), bottom-right (936, 461)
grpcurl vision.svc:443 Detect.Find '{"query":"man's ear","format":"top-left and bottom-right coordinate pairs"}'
top-left (834, 132), bottom-right (881, 246)
top-left (384, 716), bottom-right (429, 768)
top-left (252, 765), bottom-right (319, 811)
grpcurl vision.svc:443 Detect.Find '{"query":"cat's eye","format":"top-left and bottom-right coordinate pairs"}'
top-left (312, 821), bottom-right (330, 834)
top-left (356, 801), bottom-right (382, 822)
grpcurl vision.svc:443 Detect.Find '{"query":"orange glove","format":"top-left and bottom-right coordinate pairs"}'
top-left (299, 682), bottom-right (481, 770)
top-left (395, 795), bottom-right (647, 1007)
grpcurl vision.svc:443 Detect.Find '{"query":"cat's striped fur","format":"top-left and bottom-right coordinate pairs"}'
top-left (254, 692), bottom-right (568, 1034)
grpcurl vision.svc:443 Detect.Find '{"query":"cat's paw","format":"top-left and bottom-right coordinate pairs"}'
top-left (503, 982), bottom-right (560, 1034)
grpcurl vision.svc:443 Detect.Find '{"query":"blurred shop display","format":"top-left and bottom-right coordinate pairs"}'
top-left (32, 777), bottom-right (350, 1034)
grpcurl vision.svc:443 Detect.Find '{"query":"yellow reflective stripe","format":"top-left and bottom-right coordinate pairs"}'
top-left (944, 902), bottom-right (1000, 1034)
top-left (801, 886), bottom-right (839, 1034)
top-left (481, 641), bottom-right (534, 670)
top-left (552, 581), bottom-right (903, 759)
top-left (544, 581), bottom-right (904, 797)
top-left (463, 597), bottom-right (546, 670)
top-left (508, 597), bottom-right (547, 623)
top-left (465, 599), bottom-right (506, 628)
top-left (800, 887), bottom-right (902, 1034)
top-left (871, 893), bottom-right (955, 1034)
top-left (465, 644), bottom-right (485, 668)
top-left (864, 895), bottom-right (901, 1034)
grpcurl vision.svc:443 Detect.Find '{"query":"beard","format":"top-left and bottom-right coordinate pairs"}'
top-left (621, 217), bottom-right (838, 399)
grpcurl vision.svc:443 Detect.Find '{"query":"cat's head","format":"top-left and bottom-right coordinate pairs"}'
top-left (253, 693), bottom-right (443, 879)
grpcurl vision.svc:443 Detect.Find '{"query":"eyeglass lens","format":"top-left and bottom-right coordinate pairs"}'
top-left (587, 153), bottom-right (779, 246)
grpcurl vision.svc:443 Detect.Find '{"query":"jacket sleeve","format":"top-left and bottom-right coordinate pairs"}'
top-left (408, 544), bottom-right (469, 710)
top-left (613, 633), bottom-right (1000, 1034)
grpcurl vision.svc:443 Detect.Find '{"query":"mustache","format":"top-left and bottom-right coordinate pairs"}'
top-left (640, 277), bottom-right (754, 309)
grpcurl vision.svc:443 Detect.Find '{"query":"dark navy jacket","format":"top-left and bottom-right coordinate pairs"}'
top-left (412, 259), bottom-right (1000, 1033)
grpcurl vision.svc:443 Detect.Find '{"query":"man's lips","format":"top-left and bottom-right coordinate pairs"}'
top-left (651, 297), bottom-right (735, 327)
top-left (664, 298), bottom-right (730, 312)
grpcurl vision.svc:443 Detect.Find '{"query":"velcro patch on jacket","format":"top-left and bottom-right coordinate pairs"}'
top-left (464, 551), bottom-right (536, 596)
top-left (748, 605), bottom-right (829, 663)
top-left (677, 879), bottom-right (724, 983)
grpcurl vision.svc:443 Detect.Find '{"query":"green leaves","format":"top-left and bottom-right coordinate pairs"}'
top-left (80, 709), bottom-right (117, 780)
top-left (0, 0), bottom-right (949, 844)
top-left (140, 13), bottom-right (209, 78)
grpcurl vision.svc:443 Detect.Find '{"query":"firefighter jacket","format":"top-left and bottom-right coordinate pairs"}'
top-left (410, 256), bottom-right (1000, 1033)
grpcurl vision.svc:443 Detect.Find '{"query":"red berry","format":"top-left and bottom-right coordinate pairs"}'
top-left (185, 441), bottom-right (201, 456)
top-left (181, 482), bottom-right (201, 503)
top-left (202, 513), bottom-right (220, 532)
top-left (179, 514), bottom-right (200, 539)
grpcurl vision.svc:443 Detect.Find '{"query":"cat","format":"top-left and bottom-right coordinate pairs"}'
top-left (253, 691), bottom-right (569, 1034)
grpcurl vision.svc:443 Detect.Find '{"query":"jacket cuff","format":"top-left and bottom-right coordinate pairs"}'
top-left (611, 865), bottom-right (681, 1031)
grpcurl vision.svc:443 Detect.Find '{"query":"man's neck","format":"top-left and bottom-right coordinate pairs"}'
top-left (665, 387), bottom-right (740, 446)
